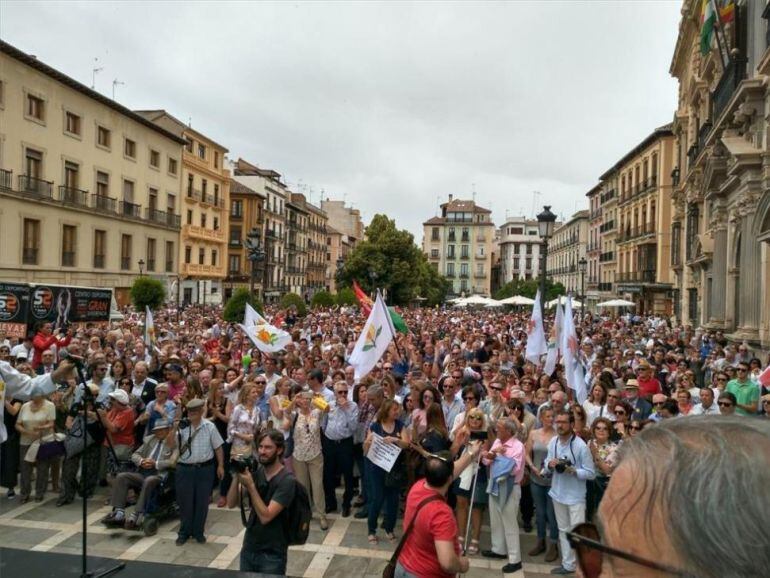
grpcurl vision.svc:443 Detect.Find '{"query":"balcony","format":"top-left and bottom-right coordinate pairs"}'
top-left (599, 251), bottom-right (615, 262)
top-left (429, 253), bottom-right (440, 260)
top-left (445, 272), bottom-right (456, 278)
top-left (144, 208), bottom-right (181, 228)
top-left (19, 175), bottom-right (53, 198)
top-left (181, 263), bottom-right (224, 276)
top-left (93, 194), bottom-right (117, 213)
top-left (590, 209), bottom-right (602, 220)
top-left (93, 254), bottom-right (105, 269)
top-left (0, 168), bottom-right (12, 189)
top-left (600, 189), bottom-right (616, 204)
top-left (121, 257), bottom-right (131, 270)
top-left (475, 253), bottom-right (485, 259)
top-left (61, 251), bottom-right (75, 267)
top-left (713, 56), bottom-right (747, 122)
top-left (201, 194), bottom-right (215, 206)
top-left (617, 270), bottom-right (656, 284)
top-left (599, 220), bottom-right (616, 234)
top-left (146, 259), bottom-right (156, 272)
top-left (447, 235), bottom-right (456, 243)
top-left (183, 224), bottom-right (225, 242)
top-left (460, 254), bottom-right (469, 260)
top-left (59, 185), bottom-right (89, 207)
top-left (587, 243), bottom-right (601, 253)
top-left (476, 235), bottom-right (486, 242)
top-left (474, 272), bottom-right (486, 279)
top-left (186, 189), bottom-right (202, 202)
top-left (230, 211), bottom-right (243, 221)
top-left (598, 282), bottom-right (613, 292)
top-left (229, 237), bottom-right (241, 246)
top-left (120, 201), bottom-right (142, 219)
top-left (22, 248), bottom-right (38, 265)
top-left (618, 223), bottom-right (656, 243)
top-left (459, 273), bottom-right (469, 279)
top-left (165, 260), bottom-right (174, 273)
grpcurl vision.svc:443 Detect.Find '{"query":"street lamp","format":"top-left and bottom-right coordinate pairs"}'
top-left (138, 259), bottom-right (145, 276)
top-left (578, 256), bottom-right (587, 312)
top-left (537, 205), bottom-right (557, 318)
top-left (245, 228), bottom-right (265, 300)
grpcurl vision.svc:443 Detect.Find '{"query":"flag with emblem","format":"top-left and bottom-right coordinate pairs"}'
top-left (525, 290), bottom-right (548, 365)
top-left (562, 295), bottom-right (587, 404)
top-left (348, 291), bottom-right (396, 380)
top-left (543, 300), bottom-right (563, 376)
top-left (240, 304), bottom-right (293, 353)
top-left (144, 306), bottom-right (155, 348)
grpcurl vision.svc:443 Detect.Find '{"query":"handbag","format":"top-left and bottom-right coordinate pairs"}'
top-left (384, 455), bottom-right (406, 489)
top-left (64, 415), bottom-right (95, 458)
top-left (37, 439), bottom-right (66, 461)
top-left (382, 494), bottom-right (442, 578)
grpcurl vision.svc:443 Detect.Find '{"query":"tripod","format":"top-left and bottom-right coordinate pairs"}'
top-left (461, 449), bottom-right (484, 557)
top-left (72, 362), bottom-right (126, 578)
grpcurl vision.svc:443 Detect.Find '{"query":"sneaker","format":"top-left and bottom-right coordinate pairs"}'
top-left (175, 535), bottom-right (188, 546)
top-left (550, 567), bottom-right (575, 575)
top-left (195, 535), bottom-right (206, 544)
top-left (319, 516), bottom-right (329, 531)
top-left (481, 550), bottom-right (507, 559)
top-left (502, 562), bottom-right (522, 574)
top-left (6, 489), bottom-right (15, 499)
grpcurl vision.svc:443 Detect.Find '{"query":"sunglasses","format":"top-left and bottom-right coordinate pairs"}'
top-left (630, 425), bottom-right (642, 431)
top-left (717, 401), bottom-right (733, 407)
top-left (615, 409), bottom-right (626, 415)
top-left (337, 390), bottom-right (348, 395)
top-left (567, 523), bottom-right (694, 578)
top-left (594, 426), bottom-right (608, 432)
top-left (463, 396), bottom-right (476, 401)
top-left (716, 377), bottom-right (727, 382)
top-left (255, 380), bottom-right (267, 384)
top-left (491, 386), bottom-right (504, 391)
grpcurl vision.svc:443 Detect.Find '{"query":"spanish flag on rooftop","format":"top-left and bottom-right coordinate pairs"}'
top-left (700, 0), bottom-right (735, 55)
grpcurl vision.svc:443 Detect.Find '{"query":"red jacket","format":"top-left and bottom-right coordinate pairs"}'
top-left (32, 332), bottom-right (71, 369)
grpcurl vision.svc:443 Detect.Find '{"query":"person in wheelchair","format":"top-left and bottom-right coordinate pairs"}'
top-left (102, 418), bottom-right (178, 530)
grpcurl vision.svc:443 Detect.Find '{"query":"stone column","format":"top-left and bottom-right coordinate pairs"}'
top-left (738, 217), bottom-right (761, 335)
top-left (710, 226), bottom-right (728, 326)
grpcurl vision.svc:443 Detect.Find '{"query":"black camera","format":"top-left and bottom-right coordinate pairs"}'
top-left (231, 455), bottom-right (256, 474)
top-left (554, 457), bottom-right (572, 474)
top-left (177, 417), bottom-right (190, 430)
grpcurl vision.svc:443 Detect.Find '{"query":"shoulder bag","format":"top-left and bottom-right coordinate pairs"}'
top-left (382, 493), bottom-right (442, 578)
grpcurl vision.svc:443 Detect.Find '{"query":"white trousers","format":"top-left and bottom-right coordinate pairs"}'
top-left (552, 500), bottom-right (586, 571)
top-left (488, 483), bottom-right (522, 564)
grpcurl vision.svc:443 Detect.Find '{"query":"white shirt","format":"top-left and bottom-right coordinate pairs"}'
top-left (690, 402), bottom-right (720, 416)
top-left (0, 361), bottom-right (55, 443)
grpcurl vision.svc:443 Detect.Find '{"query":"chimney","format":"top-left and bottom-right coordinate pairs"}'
top-left (448, 194), bottom-right (453, 202)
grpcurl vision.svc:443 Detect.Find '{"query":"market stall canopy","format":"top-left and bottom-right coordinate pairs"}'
top-left (499, 295), bottom-right (536, 306)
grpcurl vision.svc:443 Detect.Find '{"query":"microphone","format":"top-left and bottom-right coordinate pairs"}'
top-left (59, 347), bottom-right (85, 369)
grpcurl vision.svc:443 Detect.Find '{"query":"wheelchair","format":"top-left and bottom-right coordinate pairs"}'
top-left (101, 471), bottom-right (179, 536)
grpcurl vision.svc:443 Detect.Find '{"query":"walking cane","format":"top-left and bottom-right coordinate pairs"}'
top-left (461, 448), bottom-right (484, 556)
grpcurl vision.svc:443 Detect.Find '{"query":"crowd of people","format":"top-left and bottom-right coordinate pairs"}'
top-left (1, 302), bottom-right (769, 576)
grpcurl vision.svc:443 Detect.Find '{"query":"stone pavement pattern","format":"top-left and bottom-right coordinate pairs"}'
top-left (0, 487), bottom-right (559, 577)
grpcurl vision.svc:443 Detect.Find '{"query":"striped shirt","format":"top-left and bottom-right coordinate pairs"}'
top-left (177, 419), bottom-right (223, 464)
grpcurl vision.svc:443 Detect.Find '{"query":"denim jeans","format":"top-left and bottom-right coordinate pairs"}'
top-left (531, 482), bottom-right (558, 541)
top-left (366, 460), bottom-right (399, 535)
top-left (240, 548), bottom-right (288, 576)
top-left (394, 561), bottom-right (418, 578)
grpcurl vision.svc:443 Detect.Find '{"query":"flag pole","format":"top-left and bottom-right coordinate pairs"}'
top-left (379, 290), bottom-right (408, 363)
top-left (710, 0), bottom-right (729, 68)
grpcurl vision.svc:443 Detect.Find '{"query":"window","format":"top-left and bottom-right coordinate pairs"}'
top-left (213, 216), bottom-right (219, 230)
top-left (446, 263), bottom-right (455, 277)
top-left (231, 200), bottom-right (243, 218)
top-left (476, 263), bottom-right (484, 276)
top-left (94, 230), bottom-right (106, 268)
top-left (65, 111), bottom-right (81, 136)
top-left (186, 209), bottom-right (193, 225)
top-left (230, 226), bottom-right (242, 245)
top-left (184, 245), bottom-right (192, 264)
top-left (97, 125), bottom-right (111, 148)
top-left (64, 161), bottom-right (79, 191)
top-left (187, 174), bottom-right (194, 196)
top-left (124, 138), bottom-right (136, 159)
top-left (460, 263), bottom-right (469, 277)
top-left (61, 225), bottom-right (76, 267)
top-left (165, 241), bottom-right (174, 272)
top-left (26, 93), bottom-right (44, 121)
top-left (431, 249), bottom-right (439, 258)
top-left (200, 213), bottom-right (207, 228)
top-left (123, 179), bottom-right (134, 203)
top-left (211, 249), bottom-right (218, 267)
top-left (214, 184), bottom-right (219, 203)
top-left (198, 247), bottom-right (205, 265)
top-left (23, 219), bottom-right (40, 264)
top-left (202, 179), bottom-right (208, 195)
top-left (185, 138), bottom-right (193, 153)
top-left (229, 255), bottom-right (240, 273)
top-left (167, 194), bottom-right (176, 214)
top-left (148, 188), bottom-right (158, 212)
top-left (511, 227), bottom-right (523, 235)
top-left (146, 238), bottom-right (156, 271)
top-left (214, 151), bottom-right (219, 169)
top-left (96, 171), bottom-right (109, 198)
top-left (461, 245), bottom-right (469, 258)
top-left (120, 234), bottom-right (132, 270)
top-left (198, 144), bottom-right (206, 159)
top-left (25, 148), bottom-right (43, 178)
top-left (149, 149), bottom-right (160, 168)
top-left (168, 157), bottom-right (178, 175)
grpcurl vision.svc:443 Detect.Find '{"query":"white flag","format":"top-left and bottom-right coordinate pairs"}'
top-left (144, 306), bottom-right (155, 348)
top-left (348, 292), bottom-right (396, 380)
top-left (525, 290), bottom-right (548, 365)
top-left (543, 300), bottom-right (563, 376)
top-left (239, 304), bottom-right (293, 353)
top-left (562, 295), bottom-right (587, 404)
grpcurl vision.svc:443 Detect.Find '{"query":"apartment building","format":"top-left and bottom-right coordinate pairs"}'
top-left (285, 194), bottom-right (309, 297)
top-left (320, 198), bottom-right (364, 243)
top-left (422, 195), bottom-right (495, 297)
top-left (224, 178), bottom-right (265, 301)
top-left (136, 111), bottom-right (229, 305)
top-left (325, 226), bottom-right (354, 293)
top-left (585, 185), bottom-right (602, 310)
top-left (497, 217), bottom-right (547, 285)
top-left (0, 41), bottom-right (184, 306)
top-left (296, 195), bottom-right (327, 298)
top-left (546, 211), bottom-right (588, 296)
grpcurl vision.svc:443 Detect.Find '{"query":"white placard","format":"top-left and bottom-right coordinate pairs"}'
top-left (366, 432), bottom-right (402, 473)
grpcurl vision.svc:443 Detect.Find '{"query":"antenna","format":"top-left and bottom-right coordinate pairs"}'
top-left (308, 186), bottom-right (314, 204)
top-left (531, 191), bottom-right (541, 218)
top-left (111, 78), bottom-right (125, 100)
top-left (188, 116), bottom-right (192, 128)
top-left (436, 195), bottom-right (440, 216)
top-left (472, 182), bottom-right (477, 203)
top-left (91, 57), bottom-right (103, 90)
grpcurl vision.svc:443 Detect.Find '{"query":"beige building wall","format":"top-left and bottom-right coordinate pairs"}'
top-left (286, 195), bottom-right (309, 297)
top-left (0, 42), bottom-right (184, 306)
top-left (325, 227), bottom-right (352, 293)
top-left (422, 196), bottom-right (494, 297)
top-left (547, 211), bottom-right (588, 296)
top-left (225, 178), bottom-right (265, 301)
top-left (320, 199), bottom-right (364, 242)
top-left (586, 186), bottom-right (602, 310)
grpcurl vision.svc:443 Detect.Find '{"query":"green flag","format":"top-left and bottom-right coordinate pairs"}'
top-left (388, 307), bottom-right (409, 334)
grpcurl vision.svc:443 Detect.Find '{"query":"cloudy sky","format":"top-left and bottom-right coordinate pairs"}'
top-left (2, 1), bottom-right (682, 241)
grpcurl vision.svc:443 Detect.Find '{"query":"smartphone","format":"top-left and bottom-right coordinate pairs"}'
top-left (470, 430), bottom-right (488, 442)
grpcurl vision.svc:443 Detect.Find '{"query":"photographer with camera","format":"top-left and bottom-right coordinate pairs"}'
top-left (227, 429), bottom-right (295, 576)
top-left (168, 398), bottom-right (224, 546)
top-left (542, 410), bottom-right (595, 575)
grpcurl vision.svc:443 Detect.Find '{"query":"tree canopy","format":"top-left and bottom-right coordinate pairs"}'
top-left (130, 277), bottom-right (166, 311)
top-left (222, 288), bottom-right (263, 322)
top-left (494, 278), bottom-right (566, 301)
top-left (336, 214), bottom-right (449, 306)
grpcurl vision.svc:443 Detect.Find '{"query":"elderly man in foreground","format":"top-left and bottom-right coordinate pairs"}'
top-left (567, 416), bottom-right (769, 578)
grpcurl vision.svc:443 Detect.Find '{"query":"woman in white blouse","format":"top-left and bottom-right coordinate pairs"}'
top-left (227, 383), bottom-right (261, 460)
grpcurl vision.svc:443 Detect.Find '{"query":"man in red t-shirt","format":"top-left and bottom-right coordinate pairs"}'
top-left (397, 444), bottom-right (481, 578)
top-left (635, 359), bottom-right (662, 399)
top-left (99, 390), bottom-right (135, 460)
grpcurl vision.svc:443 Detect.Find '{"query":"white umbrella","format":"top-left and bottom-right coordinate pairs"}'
top-left (499, 295), bottom-right (536, 306)
top-left (456, 294), bottom-right (497, 307)
top-left (597, 299), bottom-right (636, 307)
top-left (484, 300), bottom-right (504, 308)
top-left (546, 296), bottom-right (583, 309)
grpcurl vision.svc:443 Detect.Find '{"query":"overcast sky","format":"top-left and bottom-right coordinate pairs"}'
top-left (2, 1), bottom-right (682, 242)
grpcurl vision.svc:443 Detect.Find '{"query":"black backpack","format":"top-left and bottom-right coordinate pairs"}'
top-left (275, 469), bottom-right (311, 546)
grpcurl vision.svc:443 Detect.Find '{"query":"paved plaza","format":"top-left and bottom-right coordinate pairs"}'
top-left (0, 485), bottom-right (558, 577)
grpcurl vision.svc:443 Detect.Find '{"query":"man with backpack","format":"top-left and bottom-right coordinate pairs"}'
top-left (227, 429), bottom-right (310, 576)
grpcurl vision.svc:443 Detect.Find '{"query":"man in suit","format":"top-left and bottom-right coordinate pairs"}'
top-left (35, 349), bottom-right (58, 376)
top-left (132, 361), bottom-right (157, 406)
top-left (102, 418), bottom-right (178, 530)
top-left (624, 379), bottom-right (652, 421)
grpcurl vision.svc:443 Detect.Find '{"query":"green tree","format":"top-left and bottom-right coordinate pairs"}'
top-left (494, 279), bottom-right (566, 301)
top-left (222, 288), bottom-right (263, 322)
top-left (130, 277), bottom-right (166, 311)
top-left (310, 290), bottom-right (335, 309)
top-left (336, 214), bottom-right (449, 306)
top-left (335, 287), bottom-right (357, 306)
top-left (280, 293), bottom-right (307, 316)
